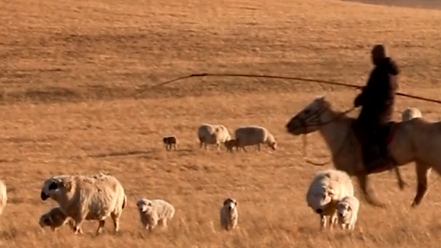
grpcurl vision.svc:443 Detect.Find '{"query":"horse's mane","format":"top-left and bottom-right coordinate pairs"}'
top-left (322, 98), bottom-right (356, 122)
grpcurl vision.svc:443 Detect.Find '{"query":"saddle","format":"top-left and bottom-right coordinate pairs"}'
top-left (371, 121), bottom-right (397, 145)
top-left (351, 120), bottom-right (397, 145)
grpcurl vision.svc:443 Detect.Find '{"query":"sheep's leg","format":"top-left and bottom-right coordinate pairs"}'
top-left (72, 215), bottom-right (85, 235)
top-left (111, 212), bottom-right (121, 233)
top-left (329, 214), bottom-right (337, 230)
top-left (320, 215), bottom-right (326, 230)
top-left (148, 218), bottom-right (158, 231)
top-left (159, 219), bottom-right (167, 229)
top-left (257, 144), bottom-right (261, 152)
top-left (96, 219), bottom-right (106, 235)
top-left (216, 142), bottom-right (221, 151)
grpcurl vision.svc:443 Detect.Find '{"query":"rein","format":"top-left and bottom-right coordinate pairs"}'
top-left (300, 107), bottom-right (355, 166)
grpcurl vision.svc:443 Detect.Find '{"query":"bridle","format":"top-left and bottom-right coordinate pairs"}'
top-left (294, 104), bottom-right (355, 166)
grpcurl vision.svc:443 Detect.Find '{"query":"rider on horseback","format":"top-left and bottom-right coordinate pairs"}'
top-left (353, 44), bottom-right (400, 174)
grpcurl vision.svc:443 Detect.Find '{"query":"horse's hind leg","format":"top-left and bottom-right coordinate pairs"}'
top-left (411, 162), bottom-right (431, 208)
top-left (355, 173), bottom-right (386, 208)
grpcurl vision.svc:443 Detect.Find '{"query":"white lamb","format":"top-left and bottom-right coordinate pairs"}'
top-left (0, 180), bottom-right (7, 216)
top-left (306, 169), bottom-right (354, 230)
top-left (40, 173), bottom-right (127, 235)
top-left (220, 198), bottom-right (238, 231)
top-left (197, 123), bottom-right (231, 151)
top-left (136, 198), bottom-right (175, 231)
top-left (38, 206), bottom-right (78, 233)
top-left (401, 107), bottom-right (422, 121)
top-left (337, 195), bottom-right (360, 231)
top-left (234, 125), bottom-right (277, 151)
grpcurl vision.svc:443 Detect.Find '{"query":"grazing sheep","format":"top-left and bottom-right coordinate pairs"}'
top-left (234, 125), bottom-right (277, 152)
top-left (306, 169), bottom-right (354, 230)
top-left (136, 198), bottom-right (175, 231)
top-left (224, 139), bottom-right (238, 152)
top-left (38, 206), bottom-right (79, 233)
top-left (220, 198), bottom-right (238, 231)
top-left (337, 195), bottom-right (360, 231)
top-left (402, 107), bottom-right (422, 121)
top-left (163, 136), bottom-right (178, 151)
top-left (40, 173), bottom-right (127, 235)
top-left (0, 180), bottom-right (7, 216)
top-left (197, 123), bottom-right (231, 151)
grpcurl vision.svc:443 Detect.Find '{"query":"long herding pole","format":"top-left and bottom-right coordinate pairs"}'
top-left (149, 72), bottom-right (441, 104)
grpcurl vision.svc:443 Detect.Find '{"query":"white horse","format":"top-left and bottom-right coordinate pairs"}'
top-left (285, 96), bottom-right (441, 208)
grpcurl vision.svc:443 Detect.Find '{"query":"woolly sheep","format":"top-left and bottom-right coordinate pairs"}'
top-left (197, 123), bottom-right (231, 151)
top-left (234, 125), bottom-right (277, 151)
top-left (306, 169), bottom-right (354, 230)
top-left (402, 107), bottom-right (422, 121)
top-left (0, 180), bottom-right (7, 216)
top-left (163, 136), bottom-right (178, 151)
top-left (40, 173), bottom-right (127, 235)
top-left (224, 139), bottom-right (238, 152)
top-left (337, 195), bottom-right (360, 231)
top-left (136, 198), bottom-right (175, 231)
top-left (38, 206), bottom-right (78, 233)
top-left (220, 198), bottom-right (239, 231)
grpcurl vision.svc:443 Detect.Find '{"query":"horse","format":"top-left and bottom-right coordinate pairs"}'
top-left (285, 95), bottom-right (441, 208)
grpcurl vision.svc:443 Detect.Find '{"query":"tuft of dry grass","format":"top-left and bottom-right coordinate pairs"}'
top-left (1, 0), bottom-right (441, 247)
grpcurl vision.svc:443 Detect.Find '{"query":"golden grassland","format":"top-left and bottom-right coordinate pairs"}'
top-left (1, 0), bottom-right (441, 247)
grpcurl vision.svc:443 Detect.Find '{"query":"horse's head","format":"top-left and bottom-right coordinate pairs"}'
top-left (285, 96), bottom-right (331, 135)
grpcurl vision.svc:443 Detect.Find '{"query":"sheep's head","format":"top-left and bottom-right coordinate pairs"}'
top-left (136, 198), bottom-right (153, 214)
top-left (337, 201), bottom-right (351, 221)
top-left (38, 214), bottom-right (53, 228)
top-left (308, 186), bottom-right (335, 215)
top-left (268, 141), bottom-right (277, 150)
top-left (223, 198), bottom-right (238, 213)
top-left (40, 176), bottom-right (72, 201)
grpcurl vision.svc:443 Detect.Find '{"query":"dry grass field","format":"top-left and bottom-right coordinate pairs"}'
top-left (1, 0), bottom-right (441, 247)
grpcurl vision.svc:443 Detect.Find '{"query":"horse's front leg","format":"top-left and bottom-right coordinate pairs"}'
top-left (393, 167), bottom-right (407, 190)
top-left (355, 172), bottom-right (386, 208)
top-left (411, 162), bottom-right (431, 208)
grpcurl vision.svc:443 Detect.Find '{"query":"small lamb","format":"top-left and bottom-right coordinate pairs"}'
top-left (38, 207), bottom-right (80, 233)
top-left (163, 136), bottom-right (178, 151)
top-left (220, 198), bottom-right (238, 231)
top-left (337, 195), bottom-right (360, 231)
top-left (224, 139), bottom-right (238, 152)
top-left (136, 198), bottom-right (175, 231)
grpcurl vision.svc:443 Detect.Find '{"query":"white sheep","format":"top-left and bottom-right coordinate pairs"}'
top-left (38, 206), bottom-right (78, 233)
top-left (197, 123), bottom-right (231, 151)
top-left (136, 198), bottom-right (175, 231)
top-left (0, 180), bottom-right (7, 216)
top-left (220, 198), bottom-right (239, 231)
top-left (337, 195), bottom-right (360, 231)
top-left (40, 173), bottom-right (127, 235)
top-left (306, 169), bottom-right (354, 230)
top-left (401, 107), bottom-right (422, 121)
top-left (234, 125), bottom-right (277, 151)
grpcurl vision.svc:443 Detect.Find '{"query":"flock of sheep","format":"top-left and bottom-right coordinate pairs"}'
top-left (163, 123), bottom-right (278, 152)
top-left (0, 107), bottom-right (423, 235)
top-left (37, 172), bottom-right (237, 234)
